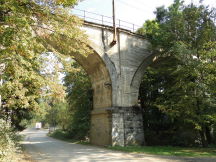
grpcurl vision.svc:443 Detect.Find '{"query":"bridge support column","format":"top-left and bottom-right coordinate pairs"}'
top-left (112, 107), bottom-right (144, 146)
top-left (90, 109), bottom-right (112, 146)
top-left (90, 107), bottom-right (144, 146)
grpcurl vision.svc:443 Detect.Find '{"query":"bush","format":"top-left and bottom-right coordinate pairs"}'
top-left (64, 62), bottom-right (92, 140)
top-left (0, 119), bottom-right (20, 162)
top-left (49, 129), bottom-right (71, 140)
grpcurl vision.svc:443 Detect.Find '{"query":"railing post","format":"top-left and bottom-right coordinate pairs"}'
top-left (102, 15), bottom-right (104, 25)
top-left (72, 8), bottom-right (140, 33)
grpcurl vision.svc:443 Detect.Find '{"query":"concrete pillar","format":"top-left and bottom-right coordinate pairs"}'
top-left (112, 106), bottom-right (144, 146)
top-left (90, 106), bottom-right (144, 146)
top-left (90, 108), bottom-right (112, 146)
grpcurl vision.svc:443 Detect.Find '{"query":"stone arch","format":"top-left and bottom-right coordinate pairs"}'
top-left (42, 35), bottom-right (113, 145)
top-left (42, 37), bottom-right (112, 109)
top-left (86, 40), bottom-right (118, 108)
top-left (72, 49), bottom-right (112, 109)
top-left (82, 26), bottom-right (119, 108)
top-left (130, 53), bottom-right (157, 106)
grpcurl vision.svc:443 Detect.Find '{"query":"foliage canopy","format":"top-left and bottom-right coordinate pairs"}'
top-left (0, 0), bottom-right (90, 130)
top-left (139, 0), bottom-right (216, 147)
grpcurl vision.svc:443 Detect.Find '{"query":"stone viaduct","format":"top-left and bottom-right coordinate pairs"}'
top-left (77, 21), bottom-right (156, 146)
top-left (38, 17), bottom-right (156, 146)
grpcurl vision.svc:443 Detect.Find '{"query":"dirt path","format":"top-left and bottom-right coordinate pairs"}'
top-left (20, 129), bottom-right (216, 162)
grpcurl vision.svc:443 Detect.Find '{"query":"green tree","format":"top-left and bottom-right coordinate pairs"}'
top-left (139, 0), bottom-right (216, 147)
top-left (0, 119), bottom-right (19, 161)
top-left (56, 102), bottom-right (70, 130)
top-left (0, 0), bottom-right (89, 130)
top-left (64, 61), bottom-right (92, 140)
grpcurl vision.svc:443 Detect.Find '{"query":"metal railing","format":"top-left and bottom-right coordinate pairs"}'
top-left (72, 8), bottom-right (141, 33)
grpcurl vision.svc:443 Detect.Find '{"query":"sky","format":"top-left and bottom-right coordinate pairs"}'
top-left (73, 0), bottom-right (216, 28)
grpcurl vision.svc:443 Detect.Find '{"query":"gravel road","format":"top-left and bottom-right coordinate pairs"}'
top-left (20, 129), bottom-right (216, 162)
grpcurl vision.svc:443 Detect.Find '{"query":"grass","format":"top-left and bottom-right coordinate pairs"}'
top-left (49, 129), bottom-right (216, 157)
top-left (48, 129), bottom-right (90, 145)
top-left (107, 145), bottom-right (216, 157)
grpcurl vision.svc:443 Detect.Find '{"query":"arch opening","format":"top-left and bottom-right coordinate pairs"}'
top-left (44, 35), bottom-right (113, 145)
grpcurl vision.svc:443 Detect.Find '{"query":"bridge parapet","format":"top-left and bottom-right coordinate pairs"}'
top-left (73, 8), bottom-right (141, 33)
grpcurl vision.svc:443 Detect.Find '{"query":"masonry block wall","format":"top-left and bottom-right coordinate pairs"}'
top-left (112, 107), bottom-right (144, 146)
top-left (81, 22), bottom-right (155, 146)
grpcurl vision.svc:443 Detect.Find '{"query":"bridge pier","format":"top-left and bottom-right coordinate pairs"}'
top-left (90, 107), bottom-right (144, 146)
top-left (90, 108), bottom-right (112, 146)
top-left (83, 23), bottom-right (155, 147)
top-left (112, 107), bottom-right (144, 146)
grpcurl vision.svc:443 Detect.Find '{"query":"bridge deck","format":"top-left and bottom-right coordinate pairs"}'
top-left (73, 8), bottom-right (142, 33)
top-left (83, 20), bottom-right (145, 39)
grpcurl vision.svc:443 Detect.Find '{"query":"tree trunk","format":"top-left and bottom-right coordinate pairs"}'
top-left (205, 126), bottom-right (212, 145)
top-left (62, 124), bottom-right (65, 131)
top-left (199, 129), bottom-right (208, 147)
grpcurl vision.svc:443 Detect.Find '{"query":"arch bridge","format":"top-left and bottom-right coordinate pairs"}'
top-left (81, 19), bottom-right (156, 146)
top-left (40, 10), bottom-right (156, 146)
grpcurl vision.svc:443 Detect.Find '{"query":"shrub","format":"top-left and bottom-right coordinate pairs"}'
top-left (0, 119), bottom-right (20, 162)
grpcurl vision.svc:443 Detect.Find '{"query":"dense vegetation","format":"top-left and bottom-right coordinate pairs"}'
top-left (63, 62), bottom-right (92, 140)
top-left (42, 62), bottom-right (92, 140)
top-left (138, 0), bottom-right (216, 147)
top-left (0, 0), bottom-right (89, 130)
top-left (0, 0), bottom-right (90, 160)
top-left (0, 119), bottom-right (21, 161)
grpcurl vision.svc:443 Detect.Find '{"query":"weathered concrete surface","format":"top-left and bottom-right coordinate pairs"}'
top-left (21, 129), bottom-right (216, 162)
top-left (112, 107), bottom-right (144, 146)
top-left (90, 110), bottom-right (112, 145)
top-left (82, 22), bottom-right (155, 146)
top-left (83, 22), bottom-right (154, 108)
